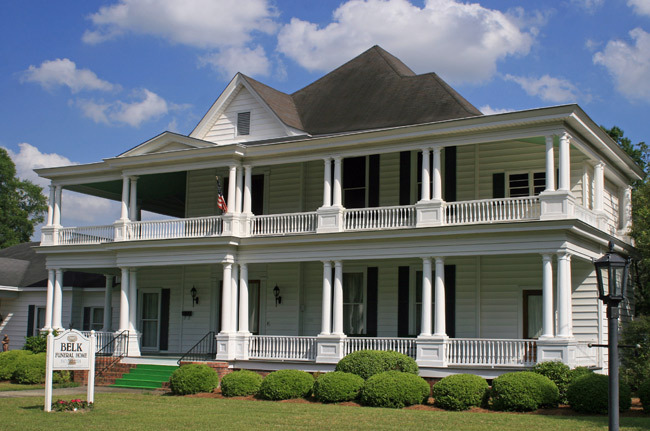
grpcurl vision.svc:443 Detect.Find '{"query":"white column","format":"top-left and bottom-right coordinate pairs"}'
top-left (102, 275), bottom-right (112, 332)
top-left (558, 133), bottom-right (571, 191)
top-left (129, 176), bottom-right (138, 221)
top-left (235, 166), bottom-right (243, 214)
top-left (541, 254), bottom-right (554, 338)
top-left (221, 263), bottom-right (232, 333)
top-left (545, 136), bottom-right (555, 192)
top-left (333, 157), bottom-right (342, 207)
top-left (594, 163), bottom-right (604, 211)
top-left (44, 269), bottom-right (55, 330)
top-left (227, 166), bottom-right (237, 213)
top-left (434, 257), bottom-right (446, 336)
top-left (53, 185), bottom-right (62, 226)
top-left (128, 269), bottom-right (137, 331)
top-left (120, 176), bottom-right (130, 220)
top-left (332, 261), bottom-right (344, 335)
top-left (421, 148), bottom-right (431, 202)
top-left (119, 267), bottom-right (129, 331)
top-left (46, 184), bottom-right (55, 226)
top-left (323, 158), bottom-right (332, 207)
top-left (238, 263), bottom-right (249, 334)
top-left (320, 261), bottom-right (332, 335)
top-left (243, 165), bottom-right (252, 214)
top-left (231, 264), bottom-right (239, 332)
top-left (420, 258), bottom-right (432, 336)
top-left (432, 147), bottom-right (442, 201)
top-left (557, 253), bottom-right (573, 337)
top-left (52, 269), bottom-right (63, 330)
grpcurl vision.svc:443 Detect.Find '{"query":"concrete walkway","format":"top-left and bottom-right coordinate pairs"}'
top-left (0, 386), bottom-right (157, 398)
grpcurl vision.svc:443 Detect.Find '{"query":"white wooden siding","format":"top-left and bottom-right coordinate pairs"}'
top-left (604, 179), bottom-right (620, 233)
top-left (456, 145), bottom-right (476, 201)
top-left (268, 164), bottom-right (303, 214)
top-left (303, 161), bottom-right (323, 212)
top-left (186, 169), bottom-right (218, 218)
top-left (379, 153), bottom-right (399, 206)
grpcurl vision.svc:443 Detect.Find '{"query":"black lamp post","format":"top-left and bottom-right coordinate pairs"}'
top-left (594, 241), bottom-right (630, 431)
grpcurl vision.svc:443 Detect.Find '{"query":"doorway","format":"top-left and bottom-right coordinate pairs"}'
top-left (139, 289), bottom-right (161, 352)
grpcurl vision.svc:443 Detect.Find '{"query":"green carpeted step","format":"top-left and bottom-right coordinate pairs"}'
top-left (110, 364), bottom-right (178, 390)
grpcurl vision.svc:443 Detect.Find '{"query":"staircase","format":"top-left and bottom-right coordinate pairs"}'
top-left (111, 364), bottom-right (178, 390)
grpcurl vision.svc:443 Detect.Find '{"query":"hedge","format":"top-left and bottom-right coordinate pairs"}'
top-left (359, 370), bottom-right (430, 408)
top-left (567, 373), bottom-right (631, 414)
top-left (258, 369), bottom-right (314, 400)
top-left (168, 364), bottom-right (219, 395)
top-left (313, 371), bottom-right (364, 403)
top-left (489, 371), bottom-right (559, 412)
top-left (0, 350), bottom-right (33, 380)
top-left (220, 370), bottom-right (263, 397)
top-left (432, 374), bottom-right (489, 411)
top-left (335, 350), bottom-right (418, 380)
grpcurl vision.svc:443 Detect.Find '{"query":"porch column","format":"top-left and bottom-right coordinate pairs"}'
top-left (53, 185), bottom-right (62, 226)
top-left (420, 148), bottom-right (430, 202)
top-left (44, 269), bottom-right (55, 330)
top-left (227, 166), bottom-right (237, 213)
top-left (128, 269), bottom-right (138, 331)
top-left (332, 261), bottom-right (344, 335)
top-left (220, 263), bottom-right (232, 333)
top-left (231, 264), bottom-right (239, 331)
top-left (129, 176), bottom-right (138, 221)
top-left (323, 158), bottom-right (332, 207)
top-left (433, 257), bottom-right (446, 337)
top-left (102, 274), bottom-right (113, 332)
top-left (46, 184), bottom-right (55, 226)
top-left (420, 258), bottom-right (433, 336)
top-left (333, 157), bottom-right (342, 207)
top-left (235, 165), bottom-right (243, 214)
top-left (557, 252), bottom-right (573, 338)
top-left (238, 263), bottom-right (249, 333)
top-left (52, 269), bottom-right (63, 330)
top-left (320, 261), bottom-right (332, 335)
top-left (594, 162), bottom-right (604, 212)
top-left (243, 165), bottom-right (252, 214)
top-left (541, 254), bottom-right (554, 338)
top-left (558, 133), bottom-right (571, 191)
top-left (120, 176), bottom-right (130, 220)
top-left (545, 136), bottom-right (555, 192)
top-left (432, 147), bottom-right (442, 201)
top-left (119, 267), bottom-right (130, 332)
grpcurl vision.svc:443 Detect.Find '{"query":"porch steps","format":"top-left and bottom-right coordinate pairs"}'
top-left (111, 364), bottom-right (178, 389)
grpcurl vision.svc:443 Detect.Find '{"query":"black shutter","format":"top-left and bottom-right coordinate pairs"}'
top-left (251, 174), bottom-right (264, 215)
top-left (445, 265), bottom-right (456, 338)
top-left (367, 267), bottom-right (378, 337)
top-left (493, 173), bottom-right (505, 198)
top-left (444, 146), bottom-right (457, 202)
top-left (399, 151), bottom-right (411, 205)
top-left (27, 305), bottom-right (35, 337)
top-left (368, 155), bottom-right (380, 208)
top-left (82, 307), bottom-right (91, 331)
top-left (159, 289), bottom-right (170, 351)
top-left (223, 177), bottom-right (229, 210)
top-left (397, 266), bottom-right (410, 337)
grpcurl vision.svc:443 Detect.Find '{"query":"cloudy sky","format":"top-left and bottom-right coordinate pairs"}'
top-left (2, 0), bottom-right (650, 232)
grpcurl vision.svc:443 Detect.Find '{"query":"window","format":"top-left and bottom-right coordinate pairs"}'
top-left (35, 307), bottom-right (46, 333)
top-left (83, 307), bottom-right (104, 331)
top-left (237, 111), bottom-right (251, 136)
top-left (343, 157), bottom-right (367, 208)
top-left (343, 273), bottom-right (365, 335)
top-left (248, 280), bottom-right (260, 335)
top-left (523, 290), bottom-right (543, 339)
top-left (508, 172), bottom-right (545, 197)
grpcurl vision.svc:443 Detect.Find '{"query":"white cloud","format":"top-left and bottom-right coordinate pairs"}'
top-left (21, 58), bottom-right (117, 93)
top-left (277, 0), bottom-right (534, 84)
top-left (571, 0), bottom-right (604, 12)
top-left (593, 28), bottom-right (650, 101)
top-left (628, 0), bottom-right (650, 16)
top-left (503, 74), bottom-right (580, 103)
top-left (199, 45), bottom-right (271, 78)
top-left (479, 105), bottom-right (513, 115)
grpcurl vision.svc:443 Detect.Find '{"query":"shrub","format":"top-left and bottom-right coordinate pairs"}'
top-left (567, 373), bottom-right (632, 414)
top-left (53, 370), bottom-right (71, 384)
top-left (220, 370), bottom-right (263, 397)
top-left (432, 374), bottom-right (489, 411)
top-left (335, 350), bottom-right (419, 380)
top-left (569, 366), bottom-right (594, 382)
top-left (13, 352), bottom-right (46, 384)
top-left (313, 371), bottom-right (365, 403)
top-left (532, 361), bottom-right (572, 404)
top-left (0, 350), bottom-right (33, 380)
top-left (258, 369), bottom-right (314, 400)
top-left (620, 315), bottom-right (650, 391)
top-left (359, 370), bottom-right (430, 408)
top-left (489, 371), bottom-right (559, 412)
top-left (168, 364), bottom-right (219, 395)
top-left (23, 334), bottom-right (48, 354)
top-left (639, 378), bottom-right (650, 413)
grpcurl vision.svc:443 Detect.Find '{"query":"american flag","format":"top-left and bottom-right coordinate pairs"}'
top-left (216, 176), bottom-right (228, 212)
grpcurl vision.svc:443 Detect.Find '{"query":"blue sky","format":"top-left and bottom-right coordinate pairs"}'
top-left (2, 0), bottom-right (650, 228)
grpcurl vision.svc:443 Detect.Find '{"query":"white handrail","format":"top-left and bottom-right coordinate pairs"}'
top-left (248, 335), bottom-right (317, 361)
top-left (344, 205), bottom-right (416, 230)
top-left (251, 212), bottom-right (318, 236)
top-left (58, 225), bottom-right (115, 245)
top-left (127, 216), bottom-right (223, 240)
top-left (345, 337), bottom-right (416, 358)
top-left (445, 196), bottom-right (540, 225)
top-left (446, 338), bottom-right (537, 367)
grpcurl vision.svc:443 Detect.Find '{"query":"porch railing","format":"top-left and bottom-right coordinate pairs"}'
top-left (248, 335), bottom-right (317, 361)
top-left (250, 212), bottom-right (318, 236)
top-left (80, 330), bottom-right (115, 351)
top-left (344, 205), bottom-right (416, 230)
top-left (445, 196), bottom-right (540, 225)
top-left (93, 330), bottom-right (129, 377)
top-left (446, 338), bottom-right (537, 367)
top-left (59, 225), bottom-right (114, 245)
top-left (127, 216), bottom-right (223, 240)
top-left (177, 331), bottom-right (217, 365)
top-left (344, 337), bottom-right (416, 358)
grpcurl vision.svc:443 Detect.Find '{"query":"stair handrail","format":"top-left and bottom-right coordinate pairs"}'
top-left (95, 330), bottom-right (129, 378)
top-left (177, 331), bottom-right (216, 365)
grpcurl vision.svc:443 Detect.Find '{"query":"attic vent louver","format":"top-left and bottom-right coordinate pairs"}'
top-left (237, 111), bottom-right (251, 136)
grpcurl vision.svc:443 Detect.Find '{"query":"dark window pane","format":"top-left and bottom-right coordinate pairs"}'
top-left (343, 157), bottom-right (366, 188)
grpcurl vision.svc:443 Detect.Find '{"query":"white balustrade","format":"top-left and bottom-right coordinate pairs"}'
top-left (248, 335), bottom-right (317, 361)
top-left (345, 337), bottom-right (416, 358)
top-left (58, 225), bottom-right (115, 245)
top-left (344, 206), bottom-right (416, 230)
top-left (250, 212), bottom-right (318, 236)
top-left (446, 338), bottom-right (537, 367)
top-left (127, 216), bottom-right (223, 240)
top-left (80, 331), bottom-right (114, 352)
top-left (445, 197), bottom-right (540, 225)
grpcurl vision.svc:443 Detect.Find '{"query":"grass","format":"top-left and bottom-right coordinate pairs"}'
top-left (0, 393), bottom-right (648, 430)
top-left (0, 381), bottom-right (80, 392)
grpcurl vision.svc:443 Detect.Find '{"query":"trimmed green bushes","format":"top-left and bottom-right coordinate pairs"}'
top-left (532, 361), bottom-right (572, 404)
top-left (313, 371), bottom-right (364, 403)
top-left (335, 350), bottom-right (418, 380)
top-left (489, 371), bottom-right (559, 412)
top-left (220, 370), bottom-right (263, 397)
top-left (567, 373), bottom-right (631, 414)
top-left (0, 350), bottom-right (33, 380)
top-left (432, 374), bottom-right (489, 411)
top-left (639, 379), bottom-right (650, 413)
top-left (359, 370), bottom-right (430, 408)
top-left (169, 364), bottom-right (219, 395)
top-left (13, 352), bottom-right (46, 384)
top-left (258, 369), bottom-right (314, 400)
top-left (620, 315), bottom-right (650, 391)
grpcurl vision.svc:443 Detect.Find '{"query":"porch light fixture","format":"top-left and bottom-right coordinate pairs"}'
top-left (273, 285), bottom-right (282, 307)
top-left (190, 286), bottom-right (199, 307)
top-left (593, 241), bottom-right (630, 431)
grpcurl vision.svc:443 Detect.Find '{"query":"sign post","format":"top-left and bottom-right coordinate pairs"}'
top-left (44, 329), bottom-right (96, 412)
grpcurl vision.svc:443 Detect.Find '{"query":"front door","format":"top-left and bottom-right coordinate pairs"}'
top-left (139, 290), bottom-right (161, 352)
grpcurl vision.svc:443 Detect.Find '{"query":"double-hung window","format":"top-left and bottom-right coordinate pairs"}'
top-left (508, 172), bottom-right (546, 197)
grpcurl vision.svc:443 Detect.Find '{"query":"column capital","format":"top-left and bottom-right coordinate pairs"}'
top-left (321, 260), bottom-right (333, 266)
top-left (545, 135), bottom-right (554, 145)
top-left (421, 256), bottom-right (432, 264)
top-left (129, 175), bottom-right (139, 181)
top-left (323, 156), bottom-right (333, 162)
top-left (431, 146), bottom-right (441, 154)
top-left (560, 132), bottom-right (572, 141)
top-left (243, 164), bottom-right (252, 170)
top-left (334, 260), bottom-right (343, 268)
top-left (541, 253), bottom-right (553, 262)
top-left (434, 256), bottom-right (445, 263)
top-left (556, 251), bottom-right (572, 261)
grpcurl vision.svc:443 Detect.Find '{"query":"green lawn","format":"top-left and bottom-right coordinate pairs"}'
top-left (0, 381), bottom-right (79, 392)
top-left (0, 393), bottom-right (648, 430)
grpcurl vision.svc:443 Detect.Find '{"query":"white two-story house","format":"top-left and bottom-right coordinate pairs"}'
top-left (33, 46), bottom-right (641, 377)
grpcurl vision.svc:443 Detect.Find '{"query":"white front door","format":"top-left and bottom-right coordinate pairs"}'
top-left (139, 290), bottom-right (161, 352)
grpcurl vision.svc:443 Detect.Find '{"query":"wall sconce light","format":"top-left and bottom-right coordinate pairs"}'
top-left (191, 286), bottom-right (199, 307)
top-left (273, 285), bottom-right (282, 307)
